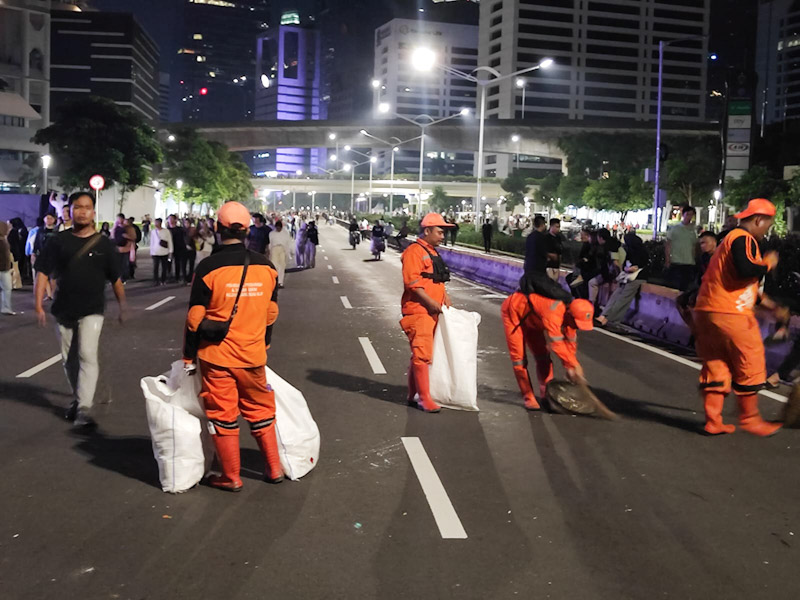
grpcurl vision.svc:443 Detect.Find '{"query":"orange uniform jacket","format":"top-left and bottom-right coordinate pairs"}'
top-left (401, 239), bottom-right (447, 315)
top-left (184, 244), bottom-right (279, 368)
top-left (504, 292), bottom-right (579, 369)
top-left (694, 228), bottom-right (770, 315)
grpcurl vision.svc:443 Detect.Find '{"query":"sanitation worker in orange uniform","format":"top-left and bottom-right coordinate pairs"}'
top-left (501, 292), bottom-right (594, 410)
top-left (183, 201), bottom-right (283, 491)
top-left (693, 198), bottom-right (781, 436)
top-left (400, 213), bottom-right (455, 413)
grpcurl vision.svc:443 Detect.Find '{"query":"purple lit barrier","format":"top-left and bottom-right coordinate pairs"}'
top-left (437, 246), bottom-right (522, 293)
top-left (623, 284), bottom-right (692, 346)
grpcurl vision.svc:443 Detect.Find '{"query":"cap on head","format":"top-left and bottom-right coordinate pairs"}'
top-left (420, 213), bottom-right (454, 229)
top-left (217, 201), bottom-right (251, 228)
top-left (734, 198), bottom-right (776, 220)
top-left (569, 299), bottom-right (594, 331)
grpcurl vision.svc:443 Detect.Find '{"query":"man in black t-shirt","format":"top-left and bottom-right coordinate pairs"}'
top-left (246, 213), bottom-right (270, 255)
top-left (545, 218), bottom-right (563, 281)
top-left (167, 214), bottom-right (187, 282)
top-left (523, 215), bottom-right (548, 274)
top-left (36, 192), bottom-right (127, 431)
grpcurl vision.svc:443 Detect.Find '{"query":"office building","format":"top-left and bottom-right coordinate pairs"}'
top-left (50, 8), bottom-right (160, 124)
top-left (253, 12), bottom-right (321, 176)
top-left (756, 0), bottom-right (800, 127)
top-left (177, 0), bottom-right (270, 123)
top-left (372, 18), bottom-right (479, 177)
top-left (0, 0), bottom-right (50, 191)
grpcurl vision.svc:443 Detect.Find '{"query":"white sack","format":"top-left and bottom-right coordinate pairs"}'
top-left (429, 306), bottom-right (482, 411)
top-left (140, 363), bottom-right (213, 493)
top-left (267, 367), bottom-right (320, 480)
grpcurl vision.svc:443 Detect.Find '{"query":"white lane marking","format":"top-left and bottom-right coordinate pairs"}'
top-left (401, 437), bottom-right (468, 540)
top-left (332, 276), bottom-right (340, 284)
top-left (328, 265), bottom-right (333, 270)
top-left (340, 296), bottom-right (352, 309)
top-left (324, 256), bottom-right (329, 261)
top-left (358, 336), bottom-right (387, 374)
top-left (145, 296), bottom-right (176, 311)
top-left (595, 327), bottom-right (788, 404)
top-left (320, 248), bottom-right (326, 253)
top-left (479, 293), bottom-right (507, 299)
top-left (17, 354), bottom-right (61, 379)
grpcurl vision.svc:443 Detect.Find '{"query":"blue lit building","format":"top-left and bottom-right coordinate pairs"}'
top-left (253, 11), bottom-right (322, 177)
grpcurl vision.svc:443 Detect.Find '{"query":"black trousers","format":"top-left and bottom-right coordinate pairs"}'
top-left (116, 252), bottom-right (130, 282)
top-left (172, 252), bottom-right (186, 281)
top-left (152, 256), bottom-right (169, 283)
top-left (184, 251), bottom-right (196, 282)
top-left (483, 234), bottom-right (492, 253)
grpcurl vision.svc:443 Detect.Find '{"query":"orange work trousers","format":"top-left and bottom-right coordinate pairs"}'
top-left (694, 311), bottom-right (766, 395)
top-left (199, 361), bottom-right (276, 436)
top-left (501, 299), bottom-right (553, 398)
top-left (400, 313), bottom-right (439, 366)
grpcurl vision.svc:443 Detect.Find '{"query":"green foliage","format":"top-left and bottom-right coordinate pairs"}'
top-left (558, 133), bottom-right (653, 178)
top-left (161, 128), bottom-right (253, 208)
top-left (501, 170), bottom-right (530, 211)
top-left (557, 174), bottom-right (590, 206)
top-left (536, 172), bottom-right (561, 205)
top-left (723, 166), bottom-right (788, 210)
top-left (664, 140), bottom-right (720, 206)
top-left (428, 185), bottom-right (451, 212)
top-left (32, 96), bottom-right (162, 205)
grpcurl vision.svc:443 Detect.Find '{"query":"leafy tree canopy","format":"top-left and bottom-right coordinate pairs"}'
top-left (724, 166), bottom-right (788, 210)
top-left (427, 185), bottom-right (450, 212)
top-left (501, 170), bottom-right (530, 211)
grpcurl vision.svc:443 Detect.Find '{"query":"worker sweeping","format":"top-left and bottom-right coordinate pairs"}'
top-left (501, 290), bottom-right (595, 410)
top-left (693, 198), bottom-right (781, 437)
top-left (400, 213), bottom-right (455, 413)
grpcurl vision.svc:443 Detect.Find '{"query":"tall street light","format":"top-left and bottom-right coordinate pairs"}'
top-left (361, 130), bottom-right (423, 214)
top-left (652, 35), bottom-right (706, 240)
top-left (41, 154), bottom-right (52, 193)
top-left (515, 78), bottom-right (527, 118)
top-left (411, 48), bottom-right (553, 228)
top-left (511, 134), bottom-right (520, 171)
top-left (344, 146), bottom-right (378, 212)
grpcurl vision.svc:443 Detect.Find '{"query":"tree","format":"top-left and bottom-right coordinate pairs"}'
top-left (536, 172), bottom-right (561, 205)
top-left (558, 133), bottom-right (653, 179)
top-left (723, 166), bottom-right (787, 210)
top-left (501, 170), bottom-right (530, 211)
top-left (428, 185), bottom-right (450, 212)
top-left (556, 173), bottom-right (589, 206)
top-left (582, 172), bottom-right (652, 219)
top-left (664, 137), bottom-right (721, 206)
top-left (32, 96), bottom-right (162, 211)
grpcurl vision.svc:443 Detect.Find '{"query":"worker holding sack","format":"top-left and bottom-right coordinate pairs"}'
top-left (183, 201), bottom-right (283, 492)
top-left (400, 213), bottom-right (455, 413)
top-left (501, 291), bottom-right (595, 410)
top-left (693, 198), bottom-right (781, 437)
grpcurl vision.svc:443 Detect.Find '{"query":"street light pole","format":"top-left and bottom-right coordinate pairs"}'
top-left (390, 148), bottom-right (396, 214)
top-left (350, 166), bottom-right (355, 214)
top-left (417, 132), bottom-right (425, 213)
top-left (476, 84), bottom-right (487, 225)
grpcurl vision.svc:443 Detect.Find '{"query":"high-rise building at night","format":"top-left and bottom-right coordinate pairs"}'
top-left (253, 11), bottom-right (322, 176)
top-left (50, 7), bottom-right (160, 125)
top-left (176, 0), bottom-right (270, 123)
top-left (0, 0), bottom-right (51, 190)
top-left (372, 18), bottom-right (478, 177)
top-left (756, 0), bottom-right (800, 127)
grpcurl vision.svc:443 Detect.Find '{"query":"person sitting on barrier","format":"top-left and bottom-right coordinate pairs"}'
top-left (676, 231), bottom-right (717, 334)
top-left (693, 198), bottom-right (781, 437)
top-left (501, 290), bottom-right (594, 410)
top-left (595, 232), bottom-right (649, 327)
top-left (399, 213), bottom-right (455, 413)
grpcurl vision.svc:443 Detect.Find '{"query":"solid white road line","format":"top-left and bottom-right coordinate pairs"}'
top-left (145, 296), bottom-right (176, 311)
top-left (479, 293), bottom-right (507, 299)
top-left (332, 276), bottom-right (340, 284)
top-left (328, 265), bottom-right (333, 270)
top-left (595, 327), bottom-right (788, 404)
top-left (17, 354), bottom-right (61, 379)
top-left (340, 296), bottom-right (353, 309)
top-left (401, 437), bottom-right (468, 540)
top-left (358, 336), bottom-right (387, 374)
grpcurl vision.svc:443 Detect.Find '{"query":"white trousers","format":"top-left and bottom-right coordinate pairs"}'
top-left (0, 270), bottom-right (12, 313)
top-left (271, 245), bottom-right (287, 285)
top-left (57, 315), bottom-right (104, 411)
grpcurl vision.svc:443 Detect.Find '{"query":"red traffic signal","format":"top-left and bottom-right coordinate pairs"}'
top-left (199, 87), bottom-right (208, 96)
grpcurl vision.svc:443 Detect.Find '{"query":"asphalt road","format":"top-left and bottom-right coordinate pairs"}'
top-left (1, 223), bottom-right (798, 600)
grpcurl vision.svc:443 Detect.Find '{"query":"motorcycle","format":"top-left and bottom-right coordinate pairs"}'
top-left (371, 235), bottom-right (386, 261)
top-left (349, 230), bottom-right (360, 249)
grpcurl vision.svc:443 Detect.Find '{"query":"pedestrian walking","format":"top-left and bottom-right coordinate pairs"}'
top-left (400, 213), bottom-right (455, 413)
top-left (268, 220), bottom-right (293, 287)
top-left (167, 214), bottom-right (187, 283)
top-left (482, 220), bottom-right (493, 253)
top-left (295, 220), bottom-right (307, 268)
top-left (141, 215), bottom-right (151, 244)
top-left (501, 291), bottom-right (594, 410)
top-left (112, 213), bottom-right (134, 282)
top-left (149, 218), bottom-right (173, 286)
top-left (664, 205), bottom-right (698, 291)
top-left (182, 201), bottom-right (282, 491)
top-left (194, 220), bottom-right (216, 266)
top-left (126, 217), bottom-right (141, 279)
top-left (246, 213), bottom-right (270, 256)
top-left (0, 221), bottom-right (15, 315)
top-left (305, 220), bottom-right (319, 268)
top-left (33, 214), bottom-right (57, 299)
top-left (183, 218), bottom-right (197, 283)
top-left (693, 198), bottom-right (781, 437)
top-left (35, 192), bottom-right (127, 431)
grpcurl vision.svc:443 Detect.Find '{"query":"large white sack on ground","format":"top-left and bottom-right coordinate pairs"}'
top-left (140, 366), bottom-right (213, 493)
top-left (267, 366), bottom-right (320, 480)
top-left (429, 306), bottom-right (482, 411)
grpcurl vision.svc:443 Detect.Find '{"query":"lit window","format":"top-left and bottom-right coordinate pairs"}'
top-left (193, 33), bottom-right (203, 40)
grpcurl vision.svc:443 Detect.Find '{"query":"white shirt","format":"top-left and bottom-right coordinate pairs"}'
top-left (268, 228), bottom-right (294, 257)
top-left (150, 228), bottom-right (173, 256)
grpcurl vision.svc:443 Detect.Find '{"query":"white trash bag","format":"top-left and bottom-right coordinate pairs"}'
top-left (429, 306), bottom-right (482, 411)
top-left (140, 361), bottom-right (213, 493)
top-left (267, 366), bottom-right (320, 480)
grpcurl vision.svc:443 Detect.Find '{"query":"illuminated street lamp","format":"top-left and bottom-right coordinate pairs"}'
top-left (511, 134), bottom-right (521, 171)
top-left (41, 154), bottom-right (52, 193)
top-left (361, 130), bottom-right (422, 214)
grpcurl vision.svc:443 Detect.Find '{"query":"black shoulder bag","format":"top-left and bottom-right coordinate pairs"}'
top-left (197, 252), bottom-right (250, 343)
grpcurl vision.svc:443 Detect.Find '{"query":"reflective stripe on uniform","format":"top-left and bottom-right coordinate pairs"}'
top-left (211, 419), bottom-right (239, 430)
top-left (249, 417), bottom-right (275, 431)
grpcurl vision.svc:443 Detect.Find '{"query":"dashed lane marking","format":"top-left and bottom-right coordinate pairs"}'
top-left (145, 296), bottom-right (176, 311)
top-left (17, 354), bottom-right (61, 379)
top-left (328, 265), bottom-right (333, 270)
top-left (401, 437), bottom-right (468, 540)
top-left (340, 296), bottom-right (353, 309)
top-left (479, 293), bottom-right (507, 299)
top-left (324, 256), bottom-right (329, 261)
top-left (595, 327), bottom-right (788, 404)
top-left (358, 336), bottom-right (387, 374)
top-left (332, 276), bottom-right (340, 284)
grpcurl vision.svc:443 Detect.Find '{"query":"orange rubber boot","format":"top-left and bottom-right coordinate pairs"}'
top-left (513, 366), bottom-right (540, 410)
top-left (208, 434), bottom-right (243, 492)
top-left (737, 393), bottom-right (781, 437)
top-left (253, 423), bottom-right (285, 484)
top-left (407, 360), bottom-right (418, 405)
top-left (702, 391), bottom-right (735, 435)
top-left (411, 362), bottom-right (441, 413)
